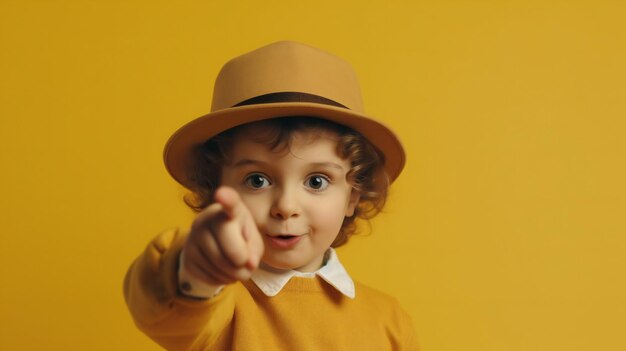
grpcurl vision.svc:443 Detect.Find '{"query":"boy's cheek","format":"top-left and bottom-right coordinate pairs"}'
top-left (310, 204), bottom-right (348, 226)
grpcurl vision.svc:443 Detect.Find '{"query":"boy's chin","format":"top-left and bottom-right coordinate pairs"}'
top-left (258, 260), bottom-right (296, 273)
top-left (259, 256), bottom-right (318, 273)
top-left (259, 260), bottom-right (321, 273)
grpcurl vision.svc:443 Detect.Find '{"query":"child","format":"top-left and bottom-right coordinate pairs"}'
top-left (124, 41), bottom-right (418, 350)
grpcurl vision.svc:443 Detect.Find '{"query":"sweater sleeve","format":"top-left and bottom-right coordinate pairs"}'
top-left (123, 228), bottom-right (235, 351)
top-left (400, 305), bottom-right (420, 351)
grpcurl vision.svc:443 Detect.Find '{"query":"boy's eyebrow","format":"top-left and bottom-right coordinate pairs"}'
top-left (311, 162), bottom-right (345, 171)
top-left (232, 159), bottom-right (345, 171)
top-left (232, 159), bottom-right (268, 168)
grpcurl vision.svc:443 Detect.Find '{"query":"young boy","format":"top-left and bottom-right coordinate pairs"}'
top-left (124, 41), bottom-right (418, 350)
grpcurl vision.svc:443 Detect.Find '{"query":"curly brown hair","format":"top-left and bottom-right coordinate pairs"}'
top-left (183, 117), bottom-right (389, 247)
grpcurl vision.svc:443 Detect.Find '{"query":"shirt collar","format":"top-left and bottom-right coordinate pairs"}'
top-left (250, 249), bottom-right (355, 299)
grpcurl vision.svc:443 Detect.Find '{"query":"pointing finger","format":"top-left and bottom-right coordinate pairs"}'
top-left (214, 186), bottom-right (248, 223)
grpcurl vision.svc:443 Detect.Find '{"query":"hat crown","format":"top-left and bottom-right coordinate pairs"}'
top-left (211, 41), bottom-right (364, 112)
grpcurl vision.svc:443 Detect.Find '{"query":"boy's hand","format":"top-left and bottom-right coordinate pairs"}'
top-left (181, 186), bottom-right (264, 287)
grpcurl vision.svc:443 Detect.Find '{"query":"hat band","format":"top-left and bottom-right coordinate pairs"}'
top-left (233, 92), bottom-right (348, 109)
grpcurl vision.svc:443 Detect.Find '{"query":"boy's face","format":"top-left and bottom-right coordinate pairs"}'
top-left (220, 128), bottom-right (359, 272)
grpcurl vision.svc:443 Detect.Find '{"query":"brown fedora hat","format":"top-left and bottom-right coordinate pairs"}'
top-left (164, 41), bottom-right (406, 189)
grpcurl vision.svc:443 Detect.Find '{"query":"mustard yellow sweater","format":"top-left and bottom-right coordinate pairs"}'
top-left (124, 228), bottom-right (419, 350)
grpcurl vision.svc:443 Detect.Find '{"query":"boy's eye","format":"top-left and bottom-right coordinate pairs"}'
top-left (305, 175), bottom-right (329, 191)
top-left (244, 174), bottom-right (271, 189)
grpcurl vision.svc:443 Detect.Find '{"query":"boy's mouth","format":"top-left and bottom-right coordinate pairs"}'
top-left (267, 234), bottom-right (302, 240)
top-left (266, 233), bottom-right (305, 249)
top-left (266, 231), bottom-right (307, 238)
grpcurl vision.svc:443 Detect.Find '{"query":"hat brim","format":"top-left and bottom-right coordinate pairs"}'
top-left (163, 102), bottom-right (406, 189)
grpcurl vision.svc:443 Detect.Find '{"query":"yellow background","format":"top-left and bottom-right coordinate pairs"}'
top-left (1, 1), bottom-right (625, 350)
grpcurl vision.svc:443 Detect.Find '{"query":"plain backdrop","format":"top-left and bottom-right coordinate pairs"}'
top-left (1, 1), bottom-right (625, 350)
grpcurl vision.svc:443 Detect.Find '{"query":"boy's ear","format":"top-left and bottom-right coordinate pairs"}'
top-left (345, 189), bottom-right (360, 217)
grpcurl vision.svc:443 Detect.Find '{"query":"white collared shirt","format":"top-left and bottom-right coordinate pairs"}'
top-left (251, 249), bottom-right (355, 298)
top-left (178, 249), bottom-right (355, 299)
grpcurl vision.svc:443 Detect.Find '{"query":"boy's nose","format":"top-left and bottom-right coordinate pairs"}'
top-left (270, 187), bottom-right (300, 220)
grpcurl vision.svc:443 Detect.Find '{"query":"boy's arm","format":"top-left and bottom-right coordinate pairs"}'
top-left (123, 228), bottom-right (235, 351)
top-left (401, 307), bottom-right (420, 351)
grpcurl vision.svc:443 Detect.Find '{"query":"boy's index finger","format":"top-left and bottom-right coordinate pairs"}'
top-left (215, 186), bottom-right (260, 243)
top-left (214, 186), bottom-right (247, 222)
top-left (192, 202), bottom-right (225, 232)
top-left (192, 187), bottom-right (240, 232)
top-left (213, 187), bottom-right (236, 219)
